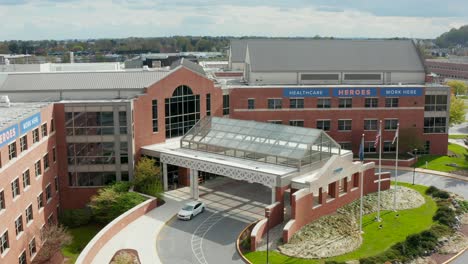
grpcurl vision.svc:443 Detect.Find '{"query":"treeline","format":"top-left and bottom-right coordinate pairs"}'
top-left (0, 36), bottom-right (233, 55)
top-left (435, 25), bottom-right (468, 48)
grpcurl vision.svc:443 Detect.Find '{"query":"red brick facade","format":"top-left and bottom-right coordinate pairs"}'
top-left (0, 104), bottom-right (60, 264)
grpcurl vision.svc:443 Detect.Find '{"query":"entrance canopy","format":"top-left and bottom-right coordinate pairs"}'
top-left (181, 117), bottom-right (341, 169)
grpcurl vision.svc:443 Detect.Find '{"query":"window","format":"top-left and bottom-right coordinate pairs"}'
top-left (364, 141), bottom-right (376, 153)
top-left (0, 190), bottom-right (5, 210)
top-left (424, 117), bottom-right (447, 133)
top-left (316, 120), bottom-right (331, 131)
top-left (425, 95), bottom-right (448, 111)
top-left (301, 73), bottom-right (339, 80)
top-left (165, 85), bottom-right (201, 138)
top-left (289, 98), bottom-right (304, 109)
top-left (338, 98), bottom-right (352, 108)
top-left (385, 98), bottom-right (399, 108)
top-left (364, 119), bottom-right (378, 131)
top-left (11, 178), bottom-right (20, 198)
top-left (20, 136), bottom-right (28, 152)
top-left (365, 98), bottom-right (378, 108)
top-left (0, 231), bottom-right (8, 254)
top-left (32, 128), bottom-right (39, 143)
top-left (267, 98), bottom-right (282, 109)
top-left (8, 142), bottom-right (17, 160)
top-left (247, 98), bottom-right (255, 110)
top-left (41, 123), bottom-right (48, 138)
top-left (46, 184), bottom-right (52, 202)
top-left (339, 142), bottom-right (352, 150)
top-left (54, 176), bottom-right (59, 193)
top-left (223, 94), bottom-right (230, 115)
top-left (52, 147), bottom-right (56, 162)
top-left (68, 172), bottom-right (117, 187)
top-left (152, 99), bottom-right (158, 132)
top-left (383, 141), bottom-right (396, 152)
top-left (47, 214), bottom-right (54, 225)
top-left (317, 98), bottom-right (331, 108)
top-left (37, 193), bottom-right (43, 210)
top-left (15, 215), bottom-right (23, 236)
top-left (29, 238), bottom-right (37, 257)
top-left (19, 250), bottom-right (26, 264)
top-left (338, 120), bottom-right (352, 131)
top-left (119, 111), bottom-right (127, 135)
top-left (43, 153), bottom-right (50, 171)
top-left (22, 170), bottom-right (30, 189)
top-left (268, 120), bottom-right (282, 125)
top-left (289, 120), bottom-right (304, 127)
top-left (50, 119), bottom-right (55, 132)
top-left (384, 119), bottom-right (398, 130)
top-left (206, 94), bottom-right (211, 116)
top-left (35, 160), bottom-right (42, 177)
top-left (344, 73), bottom-right (381, 80)
top-left (25, 205), bottom-right (33, 223)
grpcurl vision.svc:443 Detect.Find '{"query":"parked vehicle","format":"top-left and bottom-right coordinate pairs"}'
top-left (177, 201), bottom-right (205, 220)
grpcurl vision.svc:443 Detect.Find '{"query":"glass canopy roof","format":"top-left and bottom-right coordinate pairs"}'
top-left (181, 117), bottom-right (341, 168)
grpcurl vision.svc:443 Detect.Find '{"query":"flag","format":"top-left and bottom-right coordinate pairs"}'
top-left (392, 124), bottom-right (399, 145)
top-left (359, 135), bottom-right (364, 161)
top-left (374, 126), bottom-right (381, 148)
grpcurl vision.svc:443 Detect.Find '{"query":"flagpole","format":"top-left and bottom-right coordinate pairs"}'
top-left (360, 133), bottom-right (365, 234)
top-left (377, 120), bottom-right (382, 222)
top-left (393, 123), bottom-right (399, 212)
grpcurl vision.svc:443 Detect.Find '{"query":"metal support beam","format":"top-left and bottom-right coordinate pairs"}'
top-left (271, 187), bottom-right (276, 204)
top-left (163, 163), bottom-right (168, 191)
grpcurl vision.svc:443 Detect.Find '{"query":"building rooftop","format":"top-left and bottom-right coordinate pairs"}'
top-left (171, 58), bottom-right (206, 76)
top-left (245, 39), bottom-right (425, 72)
top-left (0, 102), bottom-right (50, 131)
top-left (0, 70), bottom-right (170, 92)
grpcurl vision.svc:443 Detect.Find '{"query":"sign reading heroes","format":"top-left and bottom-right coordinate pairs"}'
top-left (283, 88), bottom-right (330, 97)
top-left (20, 113), bottom-right (41, 134)
top-left (332, 88), bottom-right (377, 97)
top-left (380, 87), bottom-right (423, 97)
top-left (0, 124), bottom-right (19, 148)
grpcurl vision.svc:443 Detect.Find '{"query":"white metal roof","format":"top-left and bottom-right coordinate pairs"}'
top-left (0, 102), bottom-right (50, 131)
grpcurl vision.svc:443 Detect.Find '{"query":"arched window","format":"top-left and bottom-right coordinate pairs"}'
top-left (165, 85), bottom-right (200, 138)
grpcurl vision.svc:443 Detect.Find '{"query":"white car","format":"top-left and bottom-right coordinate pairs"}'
top-left (177, 201), bottom-right (205, 220)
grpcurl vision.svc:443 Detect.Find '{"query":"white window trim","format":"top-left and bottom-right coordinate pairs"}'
top-left (43, 153), bottom-right (50, 172)
top-left (29, 236), bottom-right (37, 259)
top-left (363, 119), bottom-right (379, 131)
top-left (15, 213), bottom-right (24, 239)
top-left (384, 118), bottom-right (399, 131)
top-left (46, 183), bottom-right (52, 204)
top-left (337, 119), bottom-right (352, 132)
top-left (25, 203), bottom-right (34, 226)
top-left (11, 177), bottom-right (20, 201)
top-left (18, 249), bottom-right (26, 263)
top-left (35, 160), bottom-right (42, 178)
top-left (0, 228), bottom-right (9, 257)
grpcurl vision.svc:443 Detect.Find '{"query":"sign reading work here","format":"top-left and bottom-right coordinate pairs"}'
top-left (283, 88), bottom-right (330, 97)
top-left (0, 124), bottom-right (19, 148)
top-left (20, 112), bottom-right (41, 134)
top-left (380, 87), bottom-right (423, 97)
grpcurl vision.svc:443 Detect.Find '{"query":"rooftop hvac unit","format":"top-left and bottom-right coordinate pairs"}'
top-left (0, 95), bottom-right (11, 108)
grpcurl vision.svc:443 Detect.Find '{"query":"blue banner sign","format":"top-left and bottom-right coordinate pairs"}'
top-left (283, 88), bottom-right (330, 97)
top-left (380, 87), bottom-right (423, 97)
top-left (20, 113), bottom-right (41, 134)
top-left (0, 124), bottom-right (19, 148)
top-left (332, 88), bottom-right (377, 97)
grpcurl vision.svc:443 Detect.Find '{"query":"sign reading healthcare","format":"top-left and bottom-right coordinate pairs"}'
top-left (0, 124), bottom-right (19, 148)
top-left (332, 88), bottom-right (377, 97)
top-left (20, 112), bottom-right (41, 134)
top-left (380, 87), bottom-right (423, 97)
top-left (283, 88), bottom-right (330, 97)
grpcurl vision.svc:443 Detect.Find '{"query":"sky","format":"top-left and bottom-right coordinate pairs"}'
top-left (0, 0), bottom-right (467, 40)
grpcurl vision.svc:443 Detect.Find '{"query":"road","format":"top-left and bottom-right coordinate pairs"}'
top-left (449, 112), bottom-right (468, 135)
top-left (157, 179), bottom-right (270, 264)
top-left (383, 169), bottom-right (468, 263)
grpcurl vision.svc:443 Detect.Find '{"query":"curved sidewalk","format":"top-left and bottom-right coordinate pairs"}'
top-left (91, 189), bottom-right (191, 264)
top-left (382, 165), bottom-right (468, 182)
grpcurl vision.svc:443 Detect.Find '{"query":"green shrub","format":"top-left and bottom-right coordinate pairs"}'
top-left (134, 157), bottom-right (163, 198)
top-left (432, 190), bottom-right (450, 199)
top-left (89, 183), bottom-right (147, 224)
top-left (430, 224), bottom-right (453, 237)
top-left (433, 206), bottom-right (457, 226)
top-left (111, 181), bottom-right (132, 193)
top-left (425, 186), bottom-right (439, 195)
top-left (59, 208), bottom-right (92, 228)
top-left (240, 236), bottom-right (251, 251)
top-left (457, 199), bottom-right (468, 213)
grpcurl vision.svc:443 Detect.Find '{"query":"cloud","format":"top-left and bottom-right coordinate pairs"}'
top-left (0, 0), bottom-right (467, 40)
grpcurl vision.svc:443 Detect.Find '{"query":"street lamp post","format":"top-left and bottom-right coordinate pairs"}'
top-left (412, 148), bottom-right (418, 185)
top-left (265, 208), bottom-right (271, 264)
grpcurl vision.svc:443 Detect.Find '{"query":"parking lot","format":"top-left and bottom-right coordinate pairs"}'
top-left (157, 177), bottom-right (271, 264)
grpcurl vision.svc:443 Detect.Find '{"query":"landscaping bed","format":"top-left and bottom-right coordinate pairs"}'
top-left (244, 183), bottom-right (467, 263)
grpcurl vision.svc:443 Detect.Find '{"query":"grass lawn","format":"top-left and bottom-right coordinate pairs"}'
top-left (448, 134), bottom-right (468, 139)
top-left (415, 143), bottom-right (468, 172)
top-left (245, 183), bottom-right (437, 264)
top-left (62, 224), bottom-right (102, 263)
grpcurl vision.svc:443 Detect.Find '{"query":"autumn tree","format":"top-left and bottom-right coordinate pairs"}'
top-left (447, 80), bottom-right (468, 96)
top-left (32, 224), bottom-right (72, 264)
top-left (449, 95), bottom-right (466, 126)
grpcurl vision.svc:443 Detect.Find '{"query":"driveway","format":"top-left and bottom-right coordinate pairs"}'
top-left (157, 177), bottom-right (271, 264)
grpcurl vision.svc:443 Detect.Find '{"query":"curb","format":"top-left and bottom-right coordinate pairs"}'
top-left (381, 166), bottom-right (468, 182)
top-left (443, 246), bottom-right (468, 264)
top-left (236, 221), bottom-right (258, 264)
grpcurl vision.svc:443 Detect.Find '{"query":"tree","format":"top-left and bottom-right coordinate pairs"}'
top-left (446, 80), bottom-right (468, 96)
top-left (32, 224), bottom-right (72, 264)
top-left (449, 95), bottom-right (466, 126)
top-left (134, 157), bottom-right (163, 198)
